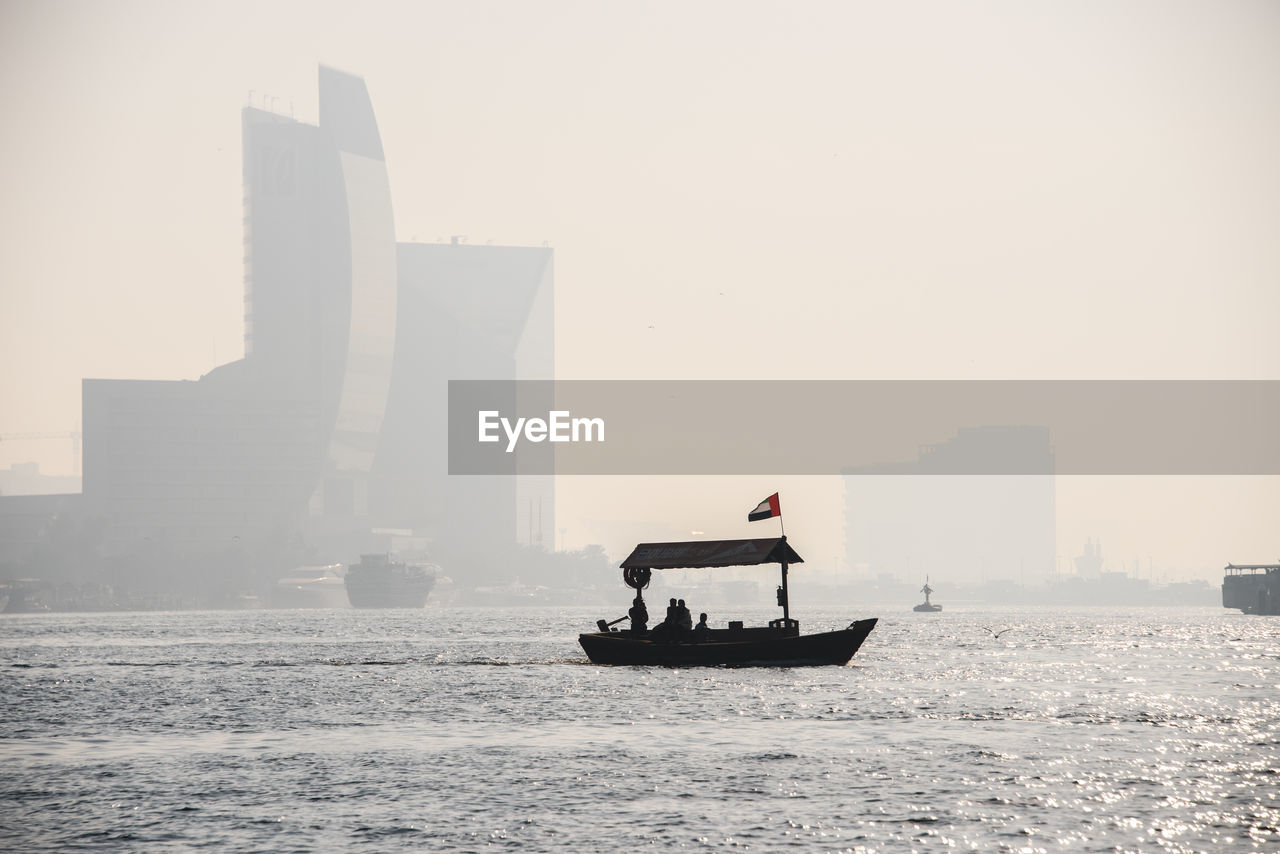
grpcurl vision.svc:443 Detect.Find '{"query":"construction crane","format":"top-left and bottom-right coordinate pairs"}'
top-left (0, 431), bottom-right (82, 477)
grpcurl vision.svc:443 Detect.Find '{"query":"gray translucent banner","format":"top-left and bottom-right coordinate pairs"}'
top-left (448, 380), bottom-right (1280, 475)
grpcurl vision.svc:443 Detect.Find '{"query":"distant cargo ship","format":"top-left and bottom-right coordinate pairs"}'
top-left (344, 554), bottom-right (436, 609)
top-left (1222, 563), bottom-right (1279, 615)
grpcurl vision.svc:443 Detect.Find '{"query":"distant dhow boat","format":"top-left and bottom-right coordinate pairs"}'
top-left (578, 536), bottom-right (877, 667)
top-left (913, 578), bottom-right (942, 613)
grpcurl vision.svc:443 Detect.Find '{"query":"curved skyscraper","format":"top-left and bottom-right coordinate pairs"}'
top-left (81, 65), bottom-right (553, 597)
top-left (318, 67), bottom-right (398, 505)
top-left (242, 66), bottom-right (398, 518)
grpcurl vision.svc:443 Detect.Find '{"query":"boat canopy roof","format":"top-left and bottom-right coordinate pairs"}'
top-left (620, 537), bottom-right (804, 570)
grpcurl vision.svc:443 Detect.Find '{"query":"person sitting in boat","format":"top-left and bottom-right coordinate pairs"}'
top-left (692, 612), bottom-right (710, 642)
top-left (628, 594), bottom-right (648, 635)
top-left (677, 599), bottom-right (693, 637)
top-left (647, 599), bottom-right (679, 641)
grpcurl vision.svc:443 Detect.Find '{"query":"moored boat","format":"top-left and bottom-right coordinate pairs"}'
top-left (578, 536), bottom-right (877, 667)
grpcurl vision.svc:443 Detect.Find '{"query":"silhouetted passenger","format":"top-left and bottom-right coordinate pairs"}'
top-left (655, 601), bottom-right (686, 640)
top-left (693, 612), bottom-right (710, 642)
top-left (629, 594), bottom-right (648, 634)
top-left (677, 599), bottom-right (692, 636)
top-left (645, 598), bottom-right (678, 641)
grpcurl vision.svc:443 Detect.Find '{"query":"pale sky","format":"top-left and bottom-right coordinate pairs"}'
top-left (1, 0), bottom-right (1277, 579)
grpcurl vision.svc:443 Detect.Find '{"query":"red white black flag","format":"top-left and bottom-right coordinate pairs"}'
top-left (748, 493), bottom-right (781, 522)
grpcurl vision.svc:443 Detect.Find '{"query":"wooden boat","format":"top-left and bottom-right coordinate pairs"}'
top-left (578, 536), bottom-right (877, 667)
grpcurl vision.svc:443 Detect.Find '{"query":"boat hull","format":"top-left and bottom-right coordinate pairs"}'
top-left (579, 617), bottom-right (877, 667)
top-left (344, 555), bottom-right (436, 609)
top-left (1222, 567), bottom-right (1280, 615)
top-left (345, 576), bottom-right (434, 609)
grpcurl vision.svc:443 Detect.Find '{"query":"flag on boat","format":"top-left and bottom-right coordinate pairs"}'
top-left (748, 493), bottom-right (781, 522)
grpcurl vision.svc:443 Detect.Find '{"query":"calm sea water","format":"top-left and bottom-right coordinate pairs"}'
top-left (1, 605), bottom-right (1276, 852)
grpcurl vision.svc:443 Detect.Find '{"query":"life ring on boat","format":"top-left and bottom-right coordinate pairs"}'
top-left (623, 567), bottom-right (652, 590)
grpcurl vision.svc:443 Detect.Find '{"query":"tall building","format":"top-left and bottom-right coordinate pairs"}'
top-left (373, 241), bottom-right (554, 547)
top-left (78, 66), bottom-right (553, 593)
top-left (843, 426), bottom-right (1056, 585)
top-left (241, 66), bottom-right (398, 520)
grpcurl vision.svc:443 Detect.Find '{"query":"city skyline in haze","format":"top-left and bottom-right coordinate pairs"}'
top-left (2, 1), bottom-right (1277, 580)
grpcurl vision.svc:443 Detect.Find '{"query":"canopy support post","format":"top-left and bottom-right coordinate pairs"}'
top-left (780, 558), bottom-right (790, 623)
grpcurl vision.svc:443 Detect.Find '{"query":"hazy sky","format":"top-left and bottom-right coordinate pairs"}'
top-left (1, 0), bottom-right (1277, 578)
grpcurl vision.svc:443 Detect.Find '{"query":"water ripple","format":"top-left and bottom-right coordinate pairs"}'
top-left (1, 605), bottom-right (1276, 852)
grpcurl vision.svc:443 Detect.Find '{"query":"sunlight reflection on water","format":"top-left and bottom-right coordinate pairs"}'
top-left (1, 605), bottom-right (1277, 851)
